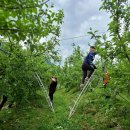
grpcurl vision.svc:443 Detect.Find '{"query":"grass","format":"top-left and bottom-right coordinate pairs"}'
top-left (0, 87), bottom-right (130, 130)
top-left (0, 89), bottom-right (82, 130)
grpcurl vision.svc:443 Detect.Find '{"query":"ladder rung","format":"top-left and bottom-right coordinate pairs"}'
top-left (34, 72), bottom-right (54, 112)
top-left (68, 70), bottom-right (97, 119)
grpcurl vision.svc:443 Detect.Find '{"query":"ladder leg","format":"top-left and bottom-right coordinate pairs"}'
top-left (34, 72), bottom-right (54, 112)
top-left (68, 70), bottom-right (96, 119)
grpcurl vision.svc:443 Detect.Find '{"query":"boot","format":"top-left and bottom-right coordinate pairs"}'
top-left (80, 84), bottom-right (84, 91)
top-left (85, 77), bottom-right (89, 83)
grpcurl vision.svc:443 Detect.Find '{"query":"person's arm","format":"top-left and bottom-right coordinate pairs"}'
top-left (89, 52), bottom-right (97, 69)
top-left (48, 82), bottom-right (52, 91)
top-left (48, 85), bottom-right (50, 91)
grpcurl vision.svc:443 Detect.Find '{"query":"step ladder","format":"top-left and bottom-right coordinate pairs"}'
top-left (68, 70), bottom-right (96, 119)
top-left (34, 72), bottom-right (54, 112)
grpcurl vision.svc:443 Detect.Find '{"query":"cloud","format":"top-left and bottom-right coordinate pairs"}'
top-left (90, 16), bottom-right (102, 21)
top-left (52, 0), bottom-right (110, 61)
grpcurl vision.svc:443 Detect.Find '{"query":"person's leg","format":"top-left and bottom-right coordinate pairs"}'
top-left (81, 63), bottom-right (88, 84)
top-left (49, 92), bottom-right (53, 102)
top-left (87, 65), bottom-right (94, 78)
top-left (88, 69), bottom-right (94, 78)
top-left (81, 70), bottom-right (87, 84)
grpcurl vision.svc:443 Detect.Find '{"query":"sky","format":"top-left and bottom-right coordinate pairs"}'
top-left (51, 0), bottom-right (110, 61)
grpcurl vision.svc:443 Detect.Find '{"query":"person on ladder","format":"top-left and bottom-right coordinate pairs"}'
top-left (49, 76), bottom-right (57, 103)
top-left (80, 46), bottom-right (97, 90)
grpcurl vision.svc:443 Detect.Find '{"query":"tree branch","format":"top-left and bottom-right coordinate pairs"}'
top-left (0, 28), bottom-right (20, 31)
top-left (0, 0), bottom-right (50, 10)
top-left (115, 0), bottom-right (130, 62)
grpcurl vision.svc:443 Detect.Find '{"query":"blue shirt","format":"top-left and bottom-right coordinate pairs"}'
top-left (84, 51), bottom-right (95, 65)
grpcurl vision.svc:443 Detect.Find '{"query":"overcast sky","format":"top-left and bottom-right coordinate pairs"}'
top-left (51, 0), bottom-right (110, 61)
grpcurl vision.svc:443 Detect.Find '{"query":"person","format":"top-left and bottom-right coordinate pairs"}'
top-left (103, 72), bottom-right (110, 87)
top-left (80, 46), bottom-right (97, 89)
top-left (49, 76), bottom-right (57, 103)
top-left (102, 64), bottom-right (110, 87)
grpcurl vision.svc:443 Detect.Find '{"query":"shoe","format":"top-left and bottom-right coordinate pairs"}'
top-left (85, 77), bottom-right (89, 82)
top-left (80, 84), bottom-right (84, 90)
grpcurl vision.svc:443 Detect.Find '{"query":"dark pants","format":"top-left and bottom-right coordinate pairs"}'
top-left (81, 62), bottom-right (95, 84)
top-left (49, 91), bottom-right (55, 102)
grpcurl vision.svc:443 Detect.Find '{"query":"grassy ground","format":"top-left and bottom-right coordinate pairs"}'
top-left (0, 87), bottom-right (130, 130)
top-left (0, 89), bottom-right (82, 130)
